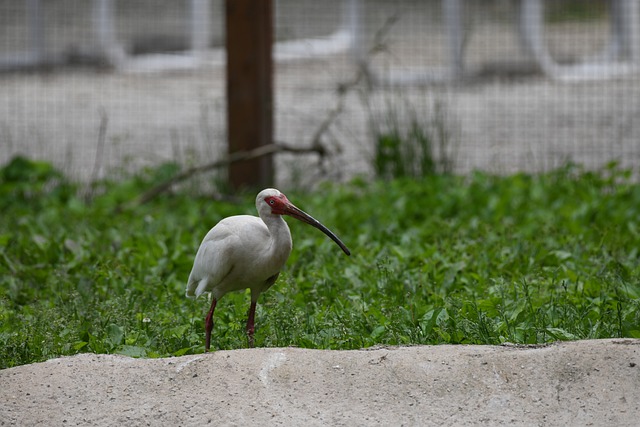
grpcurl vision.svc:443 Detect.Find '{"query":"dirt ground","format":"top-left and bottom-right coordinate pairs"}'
top-left (1, 339), bottom-right (639, 426)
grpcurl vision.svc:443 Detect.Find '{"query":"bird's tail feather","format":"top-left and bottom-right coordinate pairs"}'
top-left (185, 276), bottom-right (207, 299)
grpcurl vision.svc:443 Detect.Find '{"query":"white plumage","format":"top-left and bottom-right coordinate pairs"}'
top-left (186, 188), bottom-right (350, 351)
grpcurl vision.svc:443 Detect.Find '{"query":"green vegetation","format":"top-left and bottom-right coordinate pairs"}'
top-left (372, 100), bottom-right (455, 180)
top-left (546, 0), bottom-right (607, 23)
top-left (1, 156), bottom-right (639, 369)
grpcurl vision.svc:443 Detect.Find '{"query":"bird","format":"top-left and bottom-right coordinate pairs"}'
top-left (186, 188), bottom-right (351, 351)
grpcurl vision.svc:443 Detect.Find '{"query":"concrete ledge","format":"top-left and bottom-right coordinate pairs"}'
top-left (1, 339), bottom-right (639, 425)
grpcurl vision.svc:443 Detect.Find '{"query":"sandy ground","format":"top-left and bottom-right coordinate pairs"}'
top-left (2, 59), bottom-right (639, 186)
top-left (1, 339), bottom-right (639, 426)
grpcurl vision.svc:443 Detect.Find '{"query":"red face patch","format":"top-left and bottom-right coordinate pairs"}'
top-left (265, 194), bottom-right (289, 215)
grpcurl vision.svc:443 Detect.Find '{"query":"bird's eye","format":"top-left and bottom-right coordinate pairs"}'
top-left (269, 199), bottom-right (275, 205)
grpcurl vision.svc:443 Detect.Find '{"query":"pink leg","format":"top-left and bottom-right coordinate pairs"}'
top-left (246, 301), bottom-right (257, 348)
top-left (204, 297), bottom-right (217, 352)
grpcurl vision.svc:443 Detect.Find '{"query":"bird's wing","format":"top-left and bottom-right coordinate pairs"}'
top-left (185, 216), bottom-right (269, 299)
top-left (185, 225), bottom-right (236, 299)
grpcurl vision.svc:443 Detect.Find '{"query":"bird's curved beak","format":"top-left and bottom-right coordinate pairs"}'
top-left (283, 203), bottom-right (351, 256)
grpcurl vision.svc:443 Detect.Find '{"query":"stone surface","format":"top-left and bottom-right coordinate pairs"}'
top-left (1, 339), bottom-right (639, 426)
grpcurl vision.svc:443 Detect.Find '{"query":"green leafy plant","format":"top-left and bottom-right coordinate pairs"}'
top-left (1, 158), bottom-right (639, 369)
top-left (371, 99), bottom-right (456, 180)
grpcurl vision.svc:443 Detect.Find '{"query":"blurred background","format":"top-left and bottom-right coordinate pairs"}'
top-left (1, 0), bottom-right (639, 186)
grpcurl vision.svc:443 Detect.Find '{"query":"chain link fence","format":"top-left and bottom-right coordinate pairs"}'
top-left (1, 0), bottom-right (638, 183)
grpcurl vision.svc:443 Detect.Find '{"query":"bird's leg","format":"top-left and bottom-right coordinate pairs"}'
top-left (246, 301), bottom-right (257, 348)
top-left (204, 296), bottom-right (217, 352)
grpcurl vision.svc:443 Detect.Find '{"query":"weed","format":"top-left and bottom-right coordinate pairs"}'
top-left (370, 98), bottom-right (456, 179)
top-left (1, 158), bottom-right (639, 368)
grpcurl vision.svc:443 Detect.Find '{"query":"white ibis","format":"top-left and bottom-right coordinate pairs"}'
top-left (186, 188), bottom-right (350, 351)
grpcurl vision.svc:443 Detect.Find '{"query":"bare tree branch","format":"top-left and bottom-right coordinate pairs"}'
top-left (119, 142), bottom-right (324, 210)
top-left (83, 108), bottom-right (108, 202)
top-left (119, 15), bottom-right (399, 210)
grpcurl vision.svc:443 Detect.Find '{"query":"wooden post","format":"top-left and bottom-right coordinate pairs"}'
top-left (226, 0), bottom-right (274, 190)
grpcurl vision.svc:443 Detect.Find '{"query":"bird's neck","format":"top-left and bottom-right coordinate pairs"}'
top-left (263, 213), bottom-right (289, 237)
top-left (263, 214), bottom-right (293, 254)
